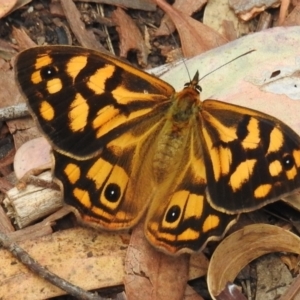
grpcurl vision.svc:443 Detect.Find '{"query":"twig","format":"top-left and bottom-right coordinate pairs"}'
top-left (0, 103), bottom-right (29, 121)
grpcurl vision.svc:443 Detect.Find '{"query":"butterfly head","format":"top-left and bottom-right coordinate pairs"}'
top-left (184, 71), bottom-right (202, 94)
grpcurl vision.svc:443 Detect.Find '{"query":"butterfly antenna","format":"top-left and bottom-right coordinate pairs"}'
top-left (164, 23), bottom-right (192, 83)
top-left (198, 49), bottom-right (256, 83)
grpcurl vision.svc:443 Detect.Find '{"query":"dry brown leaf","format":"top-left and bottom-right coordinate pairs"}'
top-left (255, 255), bottom-right (293, 299)
top-left (0, 57), bottom-right (9, 70)
top-left (207, 224), bottom-right (300, 299)
top-left (49, 0), bottom-right (64, 17)
top-left (0, 39), bottom-right (17, 60)
top-left (280, 270), bottom-right (300, 299)
top-left (60, 0), bottom-right (104, 51)
top-left (155, 0), bottom-right (228, 57)
top-left (0, 135), bottom-right (15, 170)
top-left (0, 177), bottom-right (14, 194)
top-left (124, 221), bottom-right (190, 300)
top-left (124, 221), bottom-right (207, 300)
top-left (7, 117), bottom-right (40, 150)
top-left (0, 0), bottom-right (17, 18)
top-left (0, 227), bottom-right (128, 299)
top-left (0, 222), bottom-right (208, 298)
top-left (111, 7), bottom-right (149, 67)
top-left (1, 0), bottom-right (32, 18)
top-left (155, 0), bottom-right (207, 36)
top-left (280, 254), bottom-right (300, 275)
top-left (282, 5), bottom-right (300, 26)
top-left (11, 26), bottom-right (36, 50)
top-left (189, 253), bottom-right (209, 280)
top-left (184, 286), bottom-right (205, 300)
top-left (0, 69), bottom-right (22, 107)
top-left (278, 0), bottom-right (291, 25)
top-left (282, 191), bottom-right (300, 212)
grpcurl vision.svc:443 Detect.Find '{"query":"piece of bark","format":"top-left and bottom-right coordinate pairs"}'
top-left (4, 172), bottom-right (62, 228)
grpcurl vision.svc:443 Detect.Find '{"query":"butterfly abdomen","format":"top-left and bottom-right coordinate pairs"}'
top-left (152, 131), bottom-right (187, 182)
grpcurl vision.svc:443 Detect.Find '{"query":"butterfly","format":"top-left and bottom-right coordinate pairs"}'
top-left (15, 46), bottom-right (300, 255)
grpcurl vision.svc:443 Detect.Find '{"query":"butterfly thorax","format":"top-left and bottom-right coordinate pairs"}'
top-left (171, 86), bottom-right (201, 122)
top-left (152, 87), bottom-right (200, 182)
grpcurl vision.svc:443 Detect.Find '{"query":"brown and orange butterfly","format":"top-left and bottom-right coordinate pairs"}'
top-left (15, 46), bottom-right (300, 255)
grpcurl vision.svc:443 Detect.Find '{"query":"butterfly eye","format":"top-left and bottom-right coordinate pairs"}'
top-left (282, 153), bottom-right (295, 170)
top-left (165, 205), bottom-right (181, 223)
top-left (104, 183), bottom-right (121, 202)
top-left (195, 84), bottom-right (202, 93)
top-left (40, 65), bottom-right (57, 80)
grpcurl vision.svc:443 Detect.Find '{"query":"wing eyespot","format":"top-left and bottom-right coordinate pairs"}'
top-left (40, 65), bottom-right (57, 80)
top-left (165, 205), bottom-right (181, 223)
top-left (282, 153), bottom-right (295, 170)
top-left (104, 183), bottom-right (121, 202)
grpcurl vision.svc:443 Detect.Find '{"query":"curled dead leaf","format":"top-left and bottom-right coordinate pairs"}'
top-left (207, 224), bottom-right (300, 299)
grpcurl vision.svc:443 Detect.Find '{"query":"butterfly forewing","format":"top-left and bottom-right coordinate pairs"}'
top-left (15, 46), bottom-right (174, 159)
top-left (201, 100), bottom-right (300, 213)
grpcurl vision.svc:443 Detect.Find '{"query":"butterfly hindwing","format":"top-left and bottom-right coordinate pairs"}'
top-left (53, 149), bottom-right (148, 229)
top-left (144, 127), bottom-right (238, 254)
